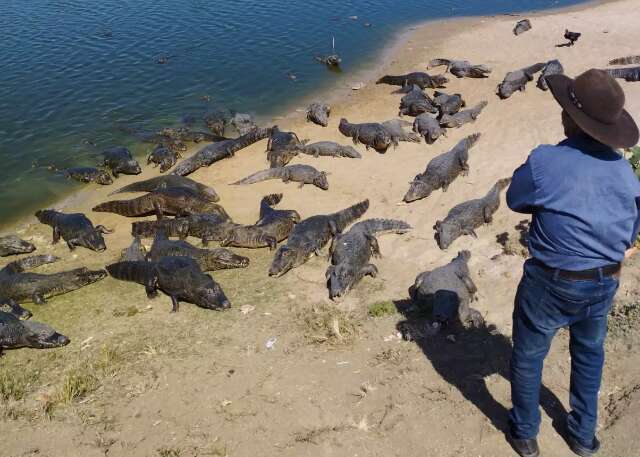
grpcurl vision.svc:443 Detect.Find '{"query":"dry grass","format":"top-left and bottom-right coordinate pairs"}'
top-left (299, 303), bottom-right (360, 346)
top-left (56, 366), bottom-right (99, 404)
top-left (157, 447), bottom-right (183, 457)
top-left (112, 306), bottom-right (139, 317)
top-left (0, 368), bottom-right (40, 402)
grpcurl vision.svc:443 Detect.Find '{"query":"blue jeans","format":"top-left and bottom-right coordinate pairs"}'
top-left (509, 259), bottom-right (619, 446)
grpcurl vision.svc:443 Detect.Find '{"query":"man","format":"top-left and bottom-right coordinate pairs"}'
top-left (506, 68), bottom-right (640, 457)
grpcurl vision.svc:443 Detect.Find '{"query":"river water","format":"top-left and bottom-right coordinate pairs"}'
top-left (0, 0), bottom-right (586, 226)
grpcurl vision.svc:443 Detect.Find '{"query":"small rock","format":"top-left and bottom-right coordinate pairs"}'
top-left (348, 15), bottom-right (358, 20)
top-left (352, 82), bottom-right (366, 90)
top-left (266, 337), bottom-right (277, 349)
top-left (288, 293), bottom-right (296, 300)
top-left (446, 334), bottom-right (457, 343)
top-left (240, 305), bottom-right (255, 315)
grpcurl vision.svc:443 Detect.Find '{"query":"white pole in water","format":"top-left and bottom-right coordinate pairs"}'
top-left (332, 36), bottom-right (335, 53)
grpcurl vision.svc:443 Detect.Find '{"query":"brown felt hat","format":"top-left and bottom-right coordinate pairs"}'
top-left (547, 69), bottom-right (639, 148)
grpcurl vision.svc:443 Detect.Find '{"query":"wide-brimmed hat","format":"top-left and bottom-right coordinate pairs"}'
top-left (547, 69), bottom-right (639, 148)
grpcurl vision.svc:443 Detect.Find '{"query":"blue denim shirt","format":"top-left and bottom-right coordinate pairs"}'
top-left (507, 135), bottom-right (640, 270)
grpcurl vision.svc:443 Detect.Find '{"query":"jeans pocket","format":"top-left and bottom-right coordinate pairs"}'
top-left (544, 285), bottom-right (591, 315)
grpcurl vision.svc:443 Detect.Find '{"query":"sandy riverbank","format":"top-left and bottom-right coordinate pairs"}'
top-left (1, 1), bottom-right (640, 456)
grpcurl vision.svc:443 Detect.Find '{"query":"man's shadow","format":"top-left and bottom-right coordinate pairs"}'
top-left (394, 298), bottom-right (567, 436)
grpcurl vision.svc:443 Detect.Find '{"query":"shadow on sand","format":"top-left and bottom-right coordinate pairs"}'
top-left (394, 298), bottom-right (568, 436)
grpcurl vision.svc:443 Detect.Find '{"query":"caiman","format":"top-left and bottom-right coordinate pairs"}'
top-left (0, 255), bottom-right (107, 305)
top-left (110, 175), bottom-right (219, 202)
top-left (148, 231), bottom-right (249, 270)
top-left (35, 210), bottom-right (112, 252)
top-left (0, 235), bottom-right (36, 257)
top-left (269, 199), bottom-right (369, 277)
top-left (409, 250), bottom-right (483, 328)
top-left (220, 194), bottom-right (301, 250)
top-left (93, 187), bottom-right (229, 219)
top-left (435, 178), bottom-right (511, 249)
top-left (404, 134), bottom-right (481, 202)
top-left (132, 214), bottom-right (237, 245)
top-left (232, 164), bottom-right (329, 190)
top-left (327, 219), bottom-right (411, 299)
top-left (338, 118), bottom-right (395, 153)
top-left (376, 72), bottom-right (448, 89)
top-left (171, 127), bottom-right (272, 176)
top-left (1, 311), bottom-right (70, 355)
top-left (300, 142), bottom-right (361, 158)
top-left (102, 147), bottom-right (142, 178)
top-left (106, 256), bottom-right (230, 312)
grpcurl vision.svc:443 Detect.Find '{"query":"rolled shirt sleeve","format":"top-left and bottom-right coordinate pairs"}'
top-left (507, 156), bottom-right (539, 214)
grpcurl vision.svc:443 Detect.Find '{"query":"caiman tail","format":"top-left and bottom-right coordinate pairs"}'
top-left (462, 133), bottom-right (482, 149)
top-left (606, 67), bottom-right (640, 81)
top-left (260, 193), bottom-right (283, 210)
top-left (45, 268), bottom-right (107, 297)
top-left (524, 62), bottom-right (547, 77)
top-left (331, 199), bottom-right (370, 233)
top-left (489, 177), bottom-right (512, 196)
top-left (106, 261), bottom-right (156, 287)
top-left (609, 55), bottom-right (640, 66)
top-left (351, 218), bottom-right (412, 236)
top-left (427, 58), bottom-right (451, 69)
top-left (93, 195), bottom-right (154, 217)
top-left (376, 75), bottom-right (406, 86)
top-left (2, 255), bottom-right (59, 274)
top-left (231, 169), bottom-right (282, 185)
top-left (131, 219), bottom-right (189, 239)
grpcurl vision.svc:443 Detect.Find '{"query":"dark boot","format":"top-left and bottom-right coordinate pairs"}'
top-left (508, 434), bottom-right (540, 457)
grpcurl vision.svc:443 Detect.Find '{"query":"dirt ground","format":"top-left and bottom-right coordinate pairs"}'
top-left (1, 0), bottom-right (640, 456)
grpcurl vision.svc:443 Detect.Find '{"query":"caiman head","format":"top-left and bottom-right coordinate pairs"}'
top-left (404, 180), bottom-right (433, 203)
top-left (193, 275), bottom-right (231, 310)
top-left (269, 246), bottom-right (296, 277)
top-left (326, 264), bottom-right (355, 300)
top-left (0, 235), bottom-right (36, 255)
top-left (431, 74), bottom-right (449, 88)
top-left (0, 300), bottom-right (32, 320)
top-left (79, 229), bottom-right (108, 252)
top-left (434, 220), bottom-right (460, 250)
top-left (121, 158), bottom-right (142, 175)
top-left (313, 172), bottom-right (329, 191)
top-left (23, 321), bottom-right (70, 349)
top-left (496, 82), bottom-right (517, 99)
top-left (209, 248), bottom-right (250, 269)
top-left (95, 170), bottom-right (114, 185)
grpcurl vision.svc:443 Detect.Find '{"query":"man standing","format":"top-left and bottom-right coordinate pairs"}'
top-left (506, 69), bottom-right (640, 457)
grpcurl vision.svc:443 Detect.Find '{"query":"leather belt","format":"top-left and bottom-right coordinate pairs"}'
top-left (530, 258), bottom-right (621, 280)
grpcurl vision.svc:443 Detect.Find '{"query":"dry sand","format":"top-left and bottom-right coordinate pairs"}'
top-left (1, 1), bottom-right (640, 456)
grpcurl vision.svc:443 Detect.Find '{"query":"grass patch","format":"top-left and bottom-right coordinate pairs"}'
top-left (368, 301), bottom-right (397, 317)
top-left (300, 304), bottom-right (360, 346)
top-left (94, 345), bottom-right (125, 377)
top-left (56, 365), bottom-right (98, 404)
top-left (609, 301), bottom-right (640, 338)
top-left (157, 448), bottom-right (182, 457)
top-left (0, 367), bottom-right (40, 401)
top-left (112, 306), bottom-right (139, 317)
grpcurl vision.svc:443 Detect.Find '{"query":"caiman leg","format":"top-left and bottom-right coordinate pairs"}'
top-left (366, 235), bottom-right (381, 258)
top-left (360, 264), bottom-right (379, 278)
top-left (96, 225), bottom-right (113, 234)
top-left (52, 227), bottom-right (61, 244)
top-left (170, 296), bottom-right (180, 312)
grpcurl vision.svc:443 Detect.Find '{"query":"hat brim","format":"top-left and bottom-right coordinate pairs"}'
top-left (547, 74), bottom-right (639, 149)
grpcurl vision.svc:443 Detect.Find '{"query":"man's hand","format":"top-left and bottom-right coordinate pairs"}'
top-left (625, 247), bottom-right (638, 259)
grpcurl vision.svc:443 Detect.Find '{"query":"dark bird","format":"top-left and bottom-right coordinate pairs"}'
top-left (564, 29), bottom-right (581, 46)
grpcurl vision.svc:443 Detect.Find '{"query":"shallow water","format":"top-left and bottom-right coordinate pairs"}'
top-left (0, 0), bottom-right (586, 226)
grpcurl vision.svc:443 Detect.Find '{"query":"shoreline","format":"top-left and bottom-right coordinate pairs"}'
top-left (0, 0), bottom-right (611, 233)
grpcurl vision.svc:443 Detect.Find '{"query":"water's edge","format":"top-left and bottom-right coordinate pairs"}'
top-left (1, 0), bottom-right (605, 233)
